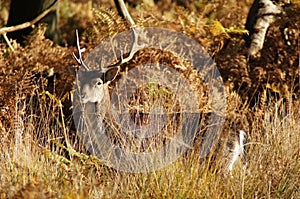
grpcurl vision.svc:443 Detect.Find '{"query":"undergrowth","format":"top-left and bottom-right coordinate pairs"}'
top-left (0, 0), bottom-right (299, 198)
top-left (0, 89), bottom-right (299, 198)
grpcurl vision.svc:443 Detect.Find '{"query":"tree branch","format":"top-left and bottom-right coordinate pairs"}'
top-left (0, 0), bottom-right (59, 35)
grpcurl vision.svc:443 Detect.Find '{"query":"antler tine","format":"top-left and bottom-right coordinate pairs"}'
top-left (121, 27), bottom-right (141, 64)
top-left (72, 29), bottom-right (90, 71)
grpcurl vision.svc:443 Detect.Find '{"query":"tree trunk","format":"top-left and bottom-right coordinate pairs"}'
top-left (245, 0), bottom-right (283, 57)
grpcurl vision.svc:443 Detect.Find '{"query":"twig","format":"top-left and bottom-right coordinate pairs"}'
top-left (3, 33), bottom-right (14, 51)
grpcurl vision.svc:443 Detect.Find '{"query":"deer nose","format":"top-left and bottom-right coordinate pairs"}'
top-left (80, 92), bottom-right (87, 102)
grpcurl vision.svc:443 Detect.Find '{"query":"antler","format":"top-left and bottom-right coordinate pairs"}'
top-left (101, 0), bottom-right (142, 73)
top-left (73, 0), bottom-right (142, 74)
top-left (72, 29), bottom-right (90, 71)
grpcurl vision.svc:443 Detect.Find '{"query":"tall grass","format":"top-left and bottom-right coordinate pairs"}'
top-left (0, 88), bottom-right (299, 198)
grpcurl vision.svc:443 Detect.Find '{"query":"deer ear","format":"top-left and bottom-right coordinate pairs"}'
top-left (103, 67), bottom-right (119, 82)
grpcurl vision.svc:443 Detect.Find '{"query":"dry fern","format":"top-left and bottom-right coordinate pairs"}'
top-left (84, 6), bottom-right (126, 44)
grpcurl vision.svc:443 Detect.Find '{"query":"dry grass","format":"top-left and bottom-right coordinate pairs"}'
top-left (0, 0), bottom-right (299, 198)
top-left (0, 92), bottom-right (299, 198)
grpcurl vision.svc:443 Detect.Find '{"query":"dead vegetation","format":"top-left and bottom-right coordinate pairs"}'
top-left (0, 0), bottom-right (299, 198)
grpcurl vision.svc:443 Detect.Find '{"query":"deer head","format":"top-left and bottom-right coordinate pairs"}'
top-left (72, 0), bottom-right (143, 105)
top-left (72, 24), bottom-right (141, 104)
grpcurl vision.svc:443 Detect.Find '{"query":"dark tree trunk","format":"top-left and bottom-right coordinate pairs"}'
top-left (6, 0), bottom-right (62, 44)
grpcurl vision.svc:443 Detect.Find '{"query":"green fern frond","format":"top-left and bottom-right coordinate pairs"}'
top-left (225, 27), bottom-right (249, 36)
top-left (205, 20), bottom-right (248, 51)
top-left (205, 20), bottom-right (230, 38)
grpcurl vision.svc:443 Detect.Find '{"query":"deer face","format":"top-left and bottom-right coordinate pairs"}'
top-left (78, 70), bottom-right (109, 104)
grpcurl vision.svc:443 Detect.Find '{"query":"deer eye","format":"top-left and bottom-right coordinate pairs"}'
top-left (95, 77), bottom-right (104, 86)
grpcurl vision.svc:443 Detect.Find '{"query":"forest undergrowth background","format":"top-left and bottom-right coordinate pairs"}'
top-left (0, 0), bottom-right (299, 198)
